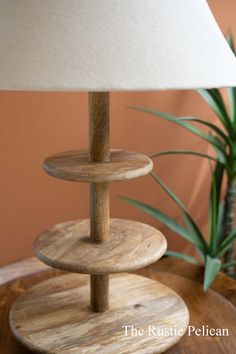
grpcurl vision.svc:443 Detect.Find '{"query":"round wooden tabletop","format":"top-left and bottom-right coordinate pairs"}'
top-left (0, 257), bottom-right (236, 354)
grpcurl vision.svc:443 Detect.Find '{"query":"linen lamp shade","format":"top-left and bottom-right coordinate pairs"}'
top-left (1, 0), bottom-right (236, 91)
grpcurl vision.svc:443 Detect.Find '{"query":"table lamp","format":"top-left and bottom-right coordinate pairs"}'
top-left (1, 0), bottom-right (236, 353)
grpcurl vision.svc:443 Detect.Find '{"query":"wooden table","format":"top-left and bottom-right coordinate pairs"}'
top-left (0, 257), bottom-right (235, 354)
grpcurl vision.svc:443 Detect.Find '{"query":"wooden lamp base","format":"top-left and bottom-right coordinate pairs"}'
top-left (9, 273), bottom-right (189, 354)
top-left (9, 92), bottom-right (189, 353)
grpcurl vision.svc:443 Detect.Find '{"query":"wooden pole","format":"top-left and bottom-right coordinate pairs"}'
top-left (89, 92), bottom-right (110, 312)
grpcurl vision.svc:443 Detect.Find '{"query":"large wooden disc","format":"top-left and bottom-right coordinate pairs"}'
top-left (34, 219), bottom-right (167, 274)
top-left (9, 273), bottom-right (189, 354)
top-left (43, 149), bottom-right (153, 183)
top-left (2, 258), bottom-right (236, 354)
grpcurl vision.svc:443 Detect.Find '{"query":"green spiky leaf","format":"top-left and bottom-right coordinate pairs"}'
top-left (165, 250), bottom-right (200, 265)
top-left (227, 33), bottom-right (236, 124)
top-left (218, 229), bottom-right (236, 256)
top-left (120, 197), bottom-right (196, 244)
top-left (221, 260), bottom-right (236, 270)
top-left (204, 255), bottom-right (221, 291)
top-left (198, 89), bottom-right (232, 132)
top-left (150, 172), bottom-right (209, 252)
top-left (209, 162), bottom-right (224, 255)
top-left (150, 150), bottom-right (217, 162)
top-left (130, 106), bottom-right (227, 162)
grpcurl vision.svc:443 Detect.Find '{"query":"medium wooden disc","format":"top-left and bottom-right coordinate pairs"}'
top-left (9, 273), bottom-right (189, 354)
top-left (43, 149), bottom-right (153, 183)
top-left (34, 219), bottom-right (167, 274)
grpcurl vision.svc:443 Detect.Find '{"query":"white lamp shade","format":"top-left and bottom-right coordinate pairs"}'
top-left (1, 0), bottom-right (236, 91)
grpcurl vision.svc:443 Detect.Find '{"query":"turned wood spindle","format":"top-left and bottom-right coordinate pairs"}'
top-left (89, 92), bottom-right (110, 312)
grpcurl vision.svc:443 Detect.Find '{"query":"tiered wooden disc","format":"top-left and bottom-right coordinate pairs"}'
top-left (9, 92), bottom-right (189, 353)
top-left (34, 218), bottom-right (167, 274)
top-left (10, 273), bottom-right (189, 354)
top-left (43, 149), bottom-right (153, 182)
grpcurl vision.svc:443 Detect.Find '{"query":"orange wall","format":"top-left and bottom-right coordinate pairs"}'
top-left (0, 0), bottom-right (235, 266)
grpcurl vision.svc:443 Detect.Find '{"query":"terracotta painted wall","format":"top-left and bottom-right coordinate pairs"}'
top-left (0, 0), bottom-right (236, 266)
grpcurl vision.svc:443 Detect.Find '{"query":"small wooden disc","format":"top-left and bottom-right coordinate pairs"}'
top-left (9, 273), bottom-right (189, 354)
top-left (34, 219), bottom-right (167, 274)
top-left (43, 149), bottom-right (153, 183)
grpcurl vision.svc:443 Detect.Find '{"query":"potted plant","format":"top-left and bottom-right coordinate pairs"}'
top-left (122, 35), bottom-right (236, 290)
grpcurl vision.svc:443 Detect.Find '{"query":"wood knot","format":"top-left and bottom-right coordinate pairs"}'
top-left (134, 304), bottom-right (142, 308)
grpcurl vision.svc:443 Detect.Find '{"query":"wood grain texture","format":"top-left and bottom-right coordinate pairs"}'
top-left (34, 219), bottom-right (167, 274)
top-left (89, 91), bottom-right (110, 162)
top-left (89, 92), bottom-right (110, 312)
top-left (0, 258), bottom-right (48, 286)
top-left (90, 274), bottom-right (109, 313)
top-left (152, 257), bottom-right (236, 308)
top-left (1, 257), bottom-right (236, 354)
top-left (43, 149), bottom-right (153, 183)
top-left (9, 272), bottom-right (189, 354)
top-left (90, 183), bottom-right (109, 242)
